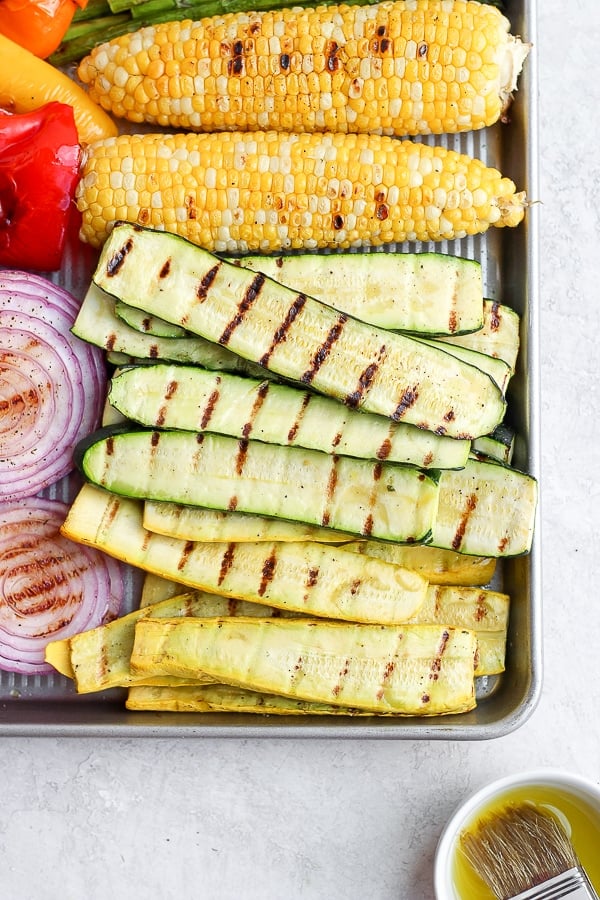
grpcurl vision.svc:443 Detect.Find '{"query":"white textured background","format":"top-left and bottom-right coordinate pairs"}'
top-left (1, 2), bottom-right (599, 898)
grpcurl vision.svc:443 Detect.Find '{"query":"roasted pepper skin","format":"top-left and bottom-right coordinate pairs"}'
top-left (0, 0), bottom-right (87, 59)
top-left (0, 102), bottom-right (81, 271)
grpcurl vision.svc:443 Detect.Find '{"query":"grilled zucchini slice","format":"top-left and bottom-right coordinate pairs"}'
top-left (77, 428), bottom-right (439, 543)
top-left (108, 363), bottom-right (470, 470)
top-left (94, 223), bottom-right (505, 439)
top-left (227, 251), bottom-right (483, 336)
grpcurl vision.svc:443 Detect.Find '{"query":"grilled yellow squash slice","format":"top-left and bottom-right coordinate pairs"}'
top-left (61, 486), bottom-right (428, 625)
top-left (130, 617), bottom-right (477, 716)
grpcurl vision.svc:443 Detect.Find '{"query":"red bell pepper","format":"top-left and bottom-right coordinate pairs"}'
top-left (0, 0), bottom-right (88, 59)
top-left (0, 101), bottom-right (81, 272)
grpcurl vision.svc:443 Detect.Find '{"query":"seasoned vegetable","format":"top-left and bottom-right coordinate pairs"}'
top-left (431, 457), bottom-right (538, 557)
top-left (108, 364), bottom-right (471, 469)
top-left (77, 1), bottom-right (529, 137)
top-left (0, 270), bottom-right (105, 500)
top-left (72, 282), bottom-right (268, 376)
top-left (344, 541), bottom-right (496, 586)
top-left (77, 428), bottom-right (440, 543)
top-left (129, 616), bottom-right (478, 715)
top-left (143, 501), bottom-right (350, 544)
top-left (0, 103), bottom-right (80, 271)
top-left (0, 497), bottom-right (123, 674)
top-left (440, 300), bottom-right (521, 372)
top-left (0, 0), bottom-right (89, 58)
top-left (93, 224), bottom-right (507, 439)
top-left (229, 252), bottom-right (484, 336)
top-left (0, 33), bottom-right (117, 144)
top-left (77, 133), bottom-right (527, 252)
top-left (61, 486), bottom-right (430, 624)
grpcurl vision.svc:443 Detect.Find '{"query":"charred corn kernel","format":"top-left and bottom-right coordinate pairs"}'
top-left (78, 1), bottom-right (530, 138)
top-left (76, 130), bottom-right (526, 253)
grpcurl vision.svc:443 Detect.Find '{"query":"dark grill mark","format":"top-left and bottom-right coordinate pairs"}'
top-left (242, 381), bottom-right (270, 438)
top-left (422, 451), bottom-right (434, 466)
top-left (452, 493), bottom-right (478, 551)
top-left (448, 309), bottom-right (458, 333)
top-left (159, 259), bottom-right (171, 278)
top-left (392, 385), bottom-right (419, 420)
top-left (280, 53), bottom-right (290, 69)
top-left (300, 315), bottom-right (347, 384)
top-left (349, 579), bottom-right (361, 595)
top-left (418, 41), bottom-right (428, 57)
top-left (333, 214), bottom-right (344, 229)
top-left (217, 543), bottom-right (236, 585)
top-left (474, 592), bottom-right (487, 622)
top-left (498, 534), bottom-right (509, 554)
top-left (106, 332), bottom-right (117, 352)
top-left (196, 264), bottom-right (221, 303)
top-left (200, 386), bottom-right (221, 429)
top-left (429, 629), bottom-right (450, 681)
top-left (380, 37), bottom-right (391, 52)
top-left (150, 430), bottom-right (160, 447)
top-left (165, 379), bottom-right (178, 400)
top-left (228, 496), bottom-right (238, 511)
top-left (326, 40), bottom-right (340, 72)
top-left (443, 410), bottom-right (455, 422)
top-left (490, 301), bottom-right (501, 331)
top-left (227, 40), bottom-right (245, 75)
top-left (106, 237), bottom-right (133, 276)
top-left (376, 659), bottom-right (395, 700)
top-left (258, 550), bottom-right (277, 596)
top-left (219, 272), bottom-right (265, 345)
top-left (377, 24), bottom-right (386, 35)
top-left (345, 361), bottom-right (378, 408)
top-left (149, 343), bottom-right (160, 358)
top-left (142, 316), bottom-right (151, 332)
top-left (287, 392), bottom-right (311, 443)
top-left (177, 540), bottom-right (195, 571)
top-left (0, 387), bottom-right (39, 415)
top-left (306, 567), bottom-right (319, 588)
top-left (106, 436), bottom-right (115, 456)
top-left (376, 204), bottom-right (389, 220)
top-left (373, 462), bottom-right (383, 481)
top-left (235, 438), bottom-right (249, 475)
top-left (259, 293), bottom-right (307, 367)
top-left (331, 431), bottom-right (342, 449)
top-left (321, 456), bottom-right (339, 527)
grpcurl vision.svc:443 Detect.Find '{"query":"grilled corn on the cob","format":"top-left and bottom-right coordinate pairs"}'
top-left (76, 130), bottom-right (526, 252)
top-left (77, 0), bottom-right (530, 137)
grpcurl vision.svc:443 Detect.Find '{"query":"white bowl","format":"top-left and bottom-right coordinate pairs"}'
top-left (433, 768), bottom-right (600, 900)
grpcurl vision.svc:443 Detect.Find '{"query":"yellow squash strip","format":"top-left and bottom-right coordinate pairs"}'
top-left (343, 541), bottom-right (496, 586)
top-left (76, 131), bottom-right (526, 252)
top-left (126, 684), bottom-right (378, 716)
top-left (129, 617), bottom-right (478, 715)
top-left (0, 33), bottom-right (118, 144)
top-left (77, 1), bottom-right (530, 137)
top-left (61, 486), bottom-right (429, 625)
top-left (52, 591), bottom-right (296, 694)
top-left (407, 585), bottom-right (509, 675)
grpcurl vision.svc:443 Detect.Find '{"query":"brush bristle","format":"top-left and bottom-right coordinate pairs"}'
top-left (459, 802), bottom-right (580, 899)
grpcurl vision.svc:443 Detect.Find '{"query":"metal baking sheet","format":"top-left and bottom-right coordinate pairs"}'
top-left (0, 0), bottom-right (541, 738)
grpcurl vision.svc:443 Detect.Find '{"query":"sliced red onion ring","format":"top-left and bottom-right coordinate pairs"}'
top-left (0, 497), bottom-right (124, 674)
top-left (0, 270), bottom-right (105, 501)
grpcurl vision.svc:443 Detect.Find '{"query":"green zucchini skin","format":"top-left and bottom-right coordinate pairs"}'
top-left (226, 252), bottom-right (484, 336)
top-left (94, 223), bottom-right (506, 440)
top-left (73, 282), bottom-right (268, 377)
top-left (108, 364), bottom-right (470, 470)
top-left (431, 457), bottom-right (537, 557)
top-left (77, 427), bottom-right (440, 543)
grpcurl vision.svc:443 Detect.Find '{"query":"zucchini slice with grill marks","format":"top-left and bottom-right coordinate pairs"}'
top-left (226, 251), bottom-right (484, 336)
top-left (431, 457), bottom-right (537, 557)
top-left (114, 300), bottom-right (188, 339)
top-left (142, 501), bottom-right (350, 544)
top-left (72, 282), bottom-right (267, 376)
top-left (108, 363), bottom-right (470, 470)
top-left (94, 223), bottom-right (505, 439)
top-left (439, 300), bottom-right (520, 372)
top-left (61, 486), bottom-right (429, 625)
top-left (77, 428), bottom-right (439, 543)
top-left (129, 616), bottom-right (478, 716)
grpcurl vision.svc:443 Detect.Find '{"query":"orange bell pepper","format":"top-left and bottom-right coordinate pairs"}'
top-left (0, 0), bottom-right (88, 59)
